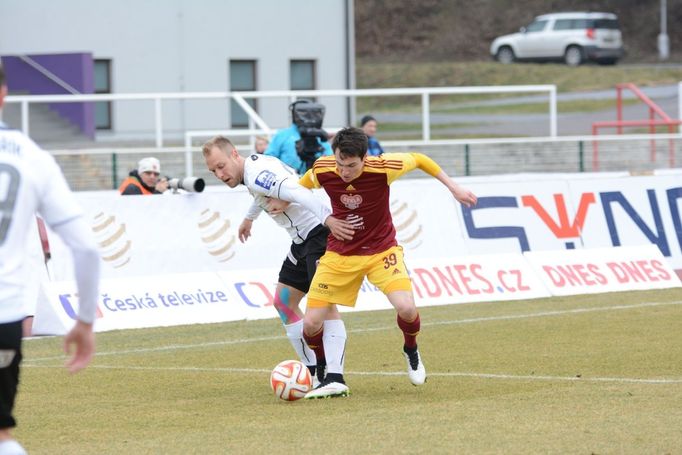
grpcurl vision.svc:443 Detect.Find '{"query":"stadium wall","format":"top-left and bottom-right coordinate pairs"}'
top-left (1, 53), bottom-right (95, 138)
top-left (0, 0), bottom-right (351, 138)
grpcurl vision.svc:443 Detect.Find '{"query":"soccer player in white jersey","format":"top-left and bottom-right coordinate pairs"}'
top-left (0, 63), bottom-right (101, 455)
top-left (202, 136), bottom-right (354, 385)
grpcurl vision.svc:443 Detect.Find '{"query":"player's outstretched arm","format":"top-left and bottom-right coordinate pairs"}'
top-left (51, 217), bottom-right (100, 373)
top-left (266, 181), bottom-right (355, 240)
top-left (434, 170), bottom-right (477, 208)
top-left (270, 178), bottom-right (331, 224)
top-left (263, 194), bottom-right (353, 240)
top-left (410, 153), bottom-right (477, 207)
top-left (38, 154), bottom-right (100, 372)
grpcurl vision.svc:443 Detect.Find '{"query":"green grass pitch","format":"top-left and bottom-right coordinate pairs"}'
top-left (17, 289), bottom-right (682, 454)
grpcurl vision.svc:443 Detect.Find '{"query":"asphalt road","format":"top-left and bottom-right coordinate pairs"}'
top-left (374, 84), bottom-right (681, 137)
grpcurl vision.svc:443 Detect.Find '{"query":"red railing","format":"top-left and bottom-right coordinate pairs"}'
top-left (591, 83), bottom-right (680, 170)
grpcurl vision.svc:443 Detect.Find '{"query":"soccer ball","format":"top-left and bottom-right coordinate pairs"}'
top-left (270, 359), bottom-right (312, 401)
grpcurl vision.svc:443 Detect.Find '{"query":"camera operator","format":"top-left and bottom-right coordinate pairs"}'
top-left (118, 157), bottom-right (169, 195)
top-left (265, 100), bottom-right (332, 174)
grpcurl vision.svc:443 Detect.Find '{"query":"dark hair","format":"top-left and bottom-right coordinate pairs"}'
top-left (331, 127), bottom-right (368, 159)
top-left (0, 61), bottom-right (5, 87)
top-left (360, 115), bottom-right (376, 127)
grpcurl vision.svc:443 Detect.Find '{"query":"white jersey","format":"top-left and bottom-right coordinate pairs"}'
top-left (242, 154), bottom-right (331, 243)
top-left (0, 123), bottom-right (99, 323)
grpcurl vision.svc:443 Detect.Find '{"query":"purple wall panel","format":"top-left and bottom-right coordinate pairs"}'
top-left (1, 53), bottom-right (95, 139)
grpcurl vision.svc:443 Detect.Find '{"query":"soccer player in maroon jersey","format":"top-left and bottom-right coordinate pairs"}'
top-left (299, 127), bottom-right (477, 398)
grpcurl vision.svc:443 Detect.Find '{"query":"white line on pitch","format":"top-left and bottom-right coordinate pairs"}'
top-left (24, 299), bottom-right (682, 362)
top-left (420, 299), bottom-right (682, 329)
top-left (25, 335), bottom-right (287, 362)
top-left (22, 363), bottom-right (682, 385)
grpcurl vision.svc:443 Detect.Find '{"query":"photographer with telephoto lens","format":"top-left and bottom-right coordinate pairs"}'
top-left (119, 157), bottom-right (169, 195)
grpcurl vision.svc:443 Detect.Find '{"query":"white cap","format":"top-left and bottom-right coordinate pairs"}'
top-left (138, 157), bottom-right (161, 174)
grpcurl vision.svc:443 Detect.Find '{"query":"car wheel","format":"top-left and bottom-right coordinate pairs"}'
top-left (564, 46), bottom-right (583, 66)
top-left (496, 47), bottom-right (515, 64)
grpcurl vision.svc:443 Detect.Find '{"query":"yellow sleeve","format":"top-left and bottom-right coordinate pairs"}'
top-left (384, 153), bottom-right (442, 184)
top-left (298, 169), bottom-right (319, 189)
top-left (412, 153), bottom-right (442, 177)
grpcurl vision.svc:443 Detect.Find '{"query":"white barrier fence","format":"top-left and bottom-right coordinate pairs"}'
top-left (33, 171), bottom-right (682, 334)
top-left (5, 85), bottom-right (558, 147)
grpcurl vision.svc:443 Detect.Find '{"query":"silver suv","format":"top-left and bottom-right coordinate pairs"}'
top-left (490, 12), bottom-right (624, 66)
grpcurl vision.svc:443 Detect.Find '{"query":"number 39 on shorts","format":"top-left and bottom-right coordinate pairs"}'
top-left (382, 253), bottom-right (398, 269)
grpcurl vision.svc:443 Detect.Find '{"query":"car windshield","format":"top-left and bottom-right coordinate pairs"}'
top-left (525, 20), bottom-right (547, 32)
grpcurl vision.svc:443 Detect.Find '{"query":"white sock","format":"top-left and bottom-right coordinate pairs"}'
top-left (0, 440), bottom-right (27, 455)
top-left (284, 320), bottom-right (316, 367)
top-left (323, 319), bottom-right (347, 375)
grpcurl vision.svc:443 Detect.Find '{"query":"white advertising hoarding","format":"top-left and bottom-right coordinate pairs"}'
top-left (32, 172), bottom-right (682, 334)
top-left (525, 245), bottom-right (681, 296)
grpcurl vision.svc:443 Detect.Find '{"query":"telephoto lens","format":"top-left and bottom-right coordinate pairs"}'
top-left (168, 177), bottom-right (205, 193)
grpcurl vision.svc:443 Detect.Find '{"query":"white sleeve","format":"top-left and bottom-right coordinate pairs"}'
top-left (249, 168), bottom-right (331, 224)
top-left (273, 178), bottom-right (331, 224)
top-left (245, 200), bottom-right (263, 221)
top-left (51, 216), bottom-right (101, 324)
top-left (32, 151), bottom-right (99, 323)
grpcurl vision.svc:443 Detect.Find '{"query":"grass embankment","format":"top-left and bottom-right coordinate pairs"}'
top-left (354, 61), bottom-right (681, 139)
top-left (356, 61), bottom-right (682, 113)
top-left (357, 61), bottom-right (682, 92)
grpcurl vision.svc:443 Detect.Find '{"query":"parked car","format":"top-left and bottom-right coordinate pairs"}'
top-left (490, 12), bottom-right (624, 66)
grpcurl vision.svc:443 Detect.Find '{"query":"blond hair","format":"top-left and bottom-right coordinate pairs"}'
top-left (202, 135), bottom-right (235, 157)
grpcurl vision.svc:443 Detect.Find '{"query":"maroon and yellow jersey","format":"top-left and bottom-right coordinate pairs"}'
top-left (299, 152), bottom-right (441, 256)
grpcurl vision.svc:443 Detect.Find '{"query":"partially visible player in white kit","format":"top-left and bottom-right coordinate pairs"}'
top-left (202, 136), bottom-right (354, 384)
top-left (0, 63), bottom-right (101, 455)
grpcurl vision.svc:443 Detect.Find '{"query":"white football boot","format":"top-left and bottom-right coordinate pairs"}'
top-left (304, 380), bottom-right (349, 399)
top-left (403, 347), bottom-right (426, 386)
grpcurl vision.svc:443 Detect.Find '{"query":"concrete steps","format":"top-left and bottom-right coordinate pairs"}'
top-left (2, 100), bottom-right (94, 147)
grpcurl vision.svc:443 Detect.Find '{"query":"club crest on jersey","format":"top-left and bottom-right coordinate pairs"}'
top-left (340, 194), bottom-right (363, 210)
top-left (255, 170), bottom-right (277, 190)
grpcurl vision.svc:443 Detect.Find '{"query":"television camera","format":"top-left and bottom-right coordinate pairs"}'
top-left (291, 99), bottom-right (328, 172)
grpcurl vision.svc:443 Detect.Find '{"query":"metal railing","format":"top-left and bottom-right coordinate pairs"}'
top-left (6, 84), bottom-right (682, 191)
top-left (4, 85), bottom-right (558, 147)
top-left (591, 82), bottom-right (682, 169)
top-left (4, 91), bottom-right (230, 145)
